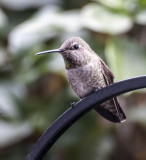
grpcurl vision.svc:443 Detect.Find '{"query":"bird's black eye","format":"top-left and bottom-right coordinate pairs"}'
top-left (73, 44), bottom-right (79, 50)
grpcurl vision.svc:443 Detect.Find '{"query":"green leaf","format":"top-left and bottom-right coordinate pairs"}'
top-left (81, 3), bottom-right (133, 35)
top-left (0, 8), bottom-right (8, 32)
top-left (0, 0), bottom-right (60, 10)
top-left (105, 37), bottom-right (146, 81)
top-left (96, 0), bottom-right (138, 12)
top-left (8, 6), bottom-right (81, 53)
top-left (136, 10), bottom-right (146, 25)
top-left (0, 121), bottom-right (32, 148)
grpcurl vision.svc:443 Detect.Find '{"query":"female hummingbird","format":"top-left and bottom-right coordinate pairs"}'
top-left (36, 37), bottom-right (126, 123)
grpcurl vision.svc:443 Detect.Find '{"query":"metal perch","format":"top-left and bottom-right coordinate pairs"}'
top-left (25, 76), bottom-right (146, 160)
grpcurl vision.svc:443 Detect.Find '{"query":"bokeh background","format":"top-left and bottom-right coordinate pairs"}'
top-left (0, 0), bottom-right (146, 160)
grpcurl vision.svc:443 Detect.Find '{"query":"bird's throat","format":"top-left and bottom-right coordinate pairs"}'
top-left (64, 59), bottom-right (91, 70)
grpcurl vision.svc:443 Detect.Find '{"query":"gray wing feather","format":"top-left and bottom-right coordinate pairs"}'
top-left (94, 59), bottom-right (126, 123)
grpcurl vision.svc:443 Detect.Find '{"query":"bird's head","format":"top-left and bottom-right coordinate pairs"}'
top-left (36, 37), bottom-right (94, 69)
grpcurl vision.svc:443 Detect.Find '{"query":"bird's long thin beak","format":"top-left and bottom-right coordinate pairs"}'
top-left (35, 49), bottom-right (62, 55)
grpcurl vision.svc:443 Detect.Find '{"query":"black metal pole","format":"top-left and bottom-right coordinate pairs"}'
top-left (25, 76), bottom-right (146, 160)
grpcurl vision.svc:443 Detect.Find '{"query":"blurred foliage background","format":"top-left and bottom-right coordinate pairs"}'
top-left (0, 0), bottom-right (146, 160)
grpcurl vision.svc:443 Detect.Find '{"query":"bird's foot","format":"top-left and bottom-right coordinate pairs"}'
top-left (70, 98), bottom-right (85, 109)
top-left (70, 102), bottom-right (77, 109)
top-left (94, 87), bottom-right (102, 92)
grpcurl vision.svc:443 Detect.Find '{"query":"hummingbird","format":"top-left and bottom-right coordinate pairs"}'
top-left (36, 37), bottom-right (126, 123)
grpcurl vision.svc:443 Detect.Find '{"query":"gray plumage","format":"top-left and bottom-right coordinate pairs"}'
top-left (36, 37), bottom-right (126, 123)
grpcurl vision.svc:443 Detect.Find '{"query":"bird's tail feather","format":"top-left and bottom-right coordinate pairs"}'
top-left (94, 97), bottom-right (126, 123)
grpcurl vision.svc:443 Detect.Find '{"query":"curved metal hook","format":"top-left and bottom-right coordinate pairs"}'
top-left (25, 76), bottom-right (146, 160)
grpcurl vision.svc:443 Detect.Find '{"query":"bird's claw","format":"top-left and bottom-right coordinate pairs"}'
top-left (94, 87), bottom-right (102, 92)
top-left (70, 102), bottom-right (77, 109)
